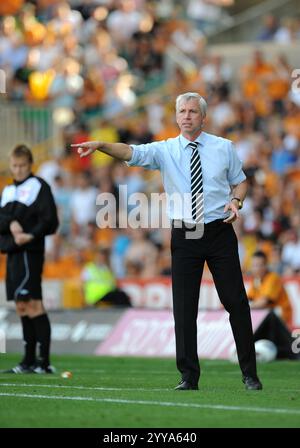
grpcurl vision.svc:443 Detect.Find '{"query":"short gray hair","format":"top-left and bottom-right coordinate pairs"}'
top-left (176, 92), bottom-right (207, 118)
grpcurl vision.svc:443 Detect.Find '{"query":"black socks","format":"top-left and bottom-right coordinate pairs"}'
top-left (20, 316), bottom-right (36, 366)
top-left (31, 314), bottom-right (51, 367)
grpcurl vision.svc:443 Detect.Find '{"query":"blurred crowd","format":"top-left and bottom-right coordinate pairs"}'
top-left (257, 14), bottom-right (300, 43)
top-left (1, 0), bottom-right (300, 283)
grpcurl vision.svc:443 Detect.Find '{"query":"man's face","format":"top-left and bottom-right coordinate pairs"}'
top-left (10, 156), bottom-right (32, 182)
top-left (176, 98), bottom-right (204, 137)
top-left (251, 256), bottom-right (267, 278)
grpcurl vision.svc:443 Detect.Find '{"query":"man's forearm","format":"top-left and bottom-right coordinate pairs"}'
top-left (232, 180), bottom-right (247, 201)
top-left (96, 142), bottom-right (132, 161)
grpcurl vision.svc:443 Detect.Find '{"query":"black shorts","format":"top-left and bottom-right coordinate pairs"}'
top-left (6, 251), bottom-right (44, 302)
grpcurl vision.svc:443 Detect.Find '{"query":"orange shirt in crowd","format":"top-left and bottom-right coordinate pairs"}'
top-left (43, 255), bottom-right (84, 279)
top-left (283, 112), bottom-right (300, 139)
top-left (241, 61), bottom-right (274, 97)
top-left (247, 271), bottom-right (292, 327)
top-left (267, 77), bottom-right (289, 101)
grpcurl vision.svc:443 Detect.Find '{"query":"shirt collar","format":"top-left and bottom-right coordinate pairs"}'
top-left (180, 132), bottom-right (206, 149)
top-left (13, 173), bottom-right (34, 186)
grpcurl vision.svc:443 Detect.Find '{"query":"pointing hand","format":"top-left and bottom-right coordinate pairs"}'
top-left (70, 141), bottom-right (100, 158)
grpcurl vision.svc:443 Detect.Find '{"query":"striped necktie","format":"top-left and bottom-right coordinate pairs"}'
top-left (189, 142), bottom-right (204, 223)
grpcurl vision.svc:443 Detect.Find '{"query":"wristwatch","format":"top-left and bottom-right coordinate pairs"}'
top-left (231, 197), bottom-right (243, 210)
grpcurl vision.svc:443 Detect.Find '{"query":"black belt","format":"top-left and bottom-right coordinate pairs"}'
top-left (172, 219), bottom-right (224, 229)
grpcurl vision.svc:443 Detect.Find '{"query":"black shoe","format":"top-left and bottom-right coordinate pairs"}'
top-left (243, 376), bottom-right (263, 390)
top-left (174, 380), bottom-right (198, 390)
top-left (2, 363), bottom-right (33, 374)
top-left (32, 364), bottom-right (56, 374)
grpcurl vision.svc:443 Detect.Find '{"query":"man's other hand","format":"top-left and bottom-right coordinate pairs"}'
top-left (223, 201), bottom-right (239, 224)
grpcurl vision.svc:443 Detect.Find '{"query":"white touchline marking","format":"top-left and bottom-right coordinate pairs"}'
top-left (66, 369), bottom-right (106, 374)
top-left (1, 382), bottom-right (299, 395)
top-left (68, 369), bottom-right (171, 375)
top-left (0, 383), bottom-right (167, 392)
top-left (0, 391), bottom-right (300, 416)
top-left (0, 376), bottom-right (59, 380)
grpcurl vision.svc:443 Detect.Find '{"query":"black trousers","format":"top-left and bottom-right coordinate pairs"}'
top-left (171, 219), bottom-right (257, 385)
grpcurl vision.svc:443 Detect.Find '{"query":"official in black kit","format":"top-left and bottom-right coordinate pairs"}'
top-left (0, 145), bottom-right (59, 373)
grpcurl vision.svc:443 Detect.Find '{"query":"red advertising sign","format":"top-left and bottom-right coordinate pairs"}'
top-left (96, 309), bottom-right (268, 359)
top-left (119, 277), bottom-right (300, 327)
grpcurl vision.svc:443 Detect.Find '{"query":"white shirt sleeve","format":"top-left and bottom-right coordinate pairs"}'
top-left (227, 142), bottom-right (247, 186)
top-left (126, 141), bottom-right (165, 170)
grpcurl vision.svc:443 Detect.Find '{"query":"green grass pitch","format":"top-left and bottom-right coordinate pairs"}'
top-left (0, 354), bottom-right (300, 428)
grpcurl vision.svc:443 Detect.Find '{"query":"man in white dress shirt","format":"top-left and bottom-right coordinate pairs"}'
top-left (71, 92), bottom-right (262, 391)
